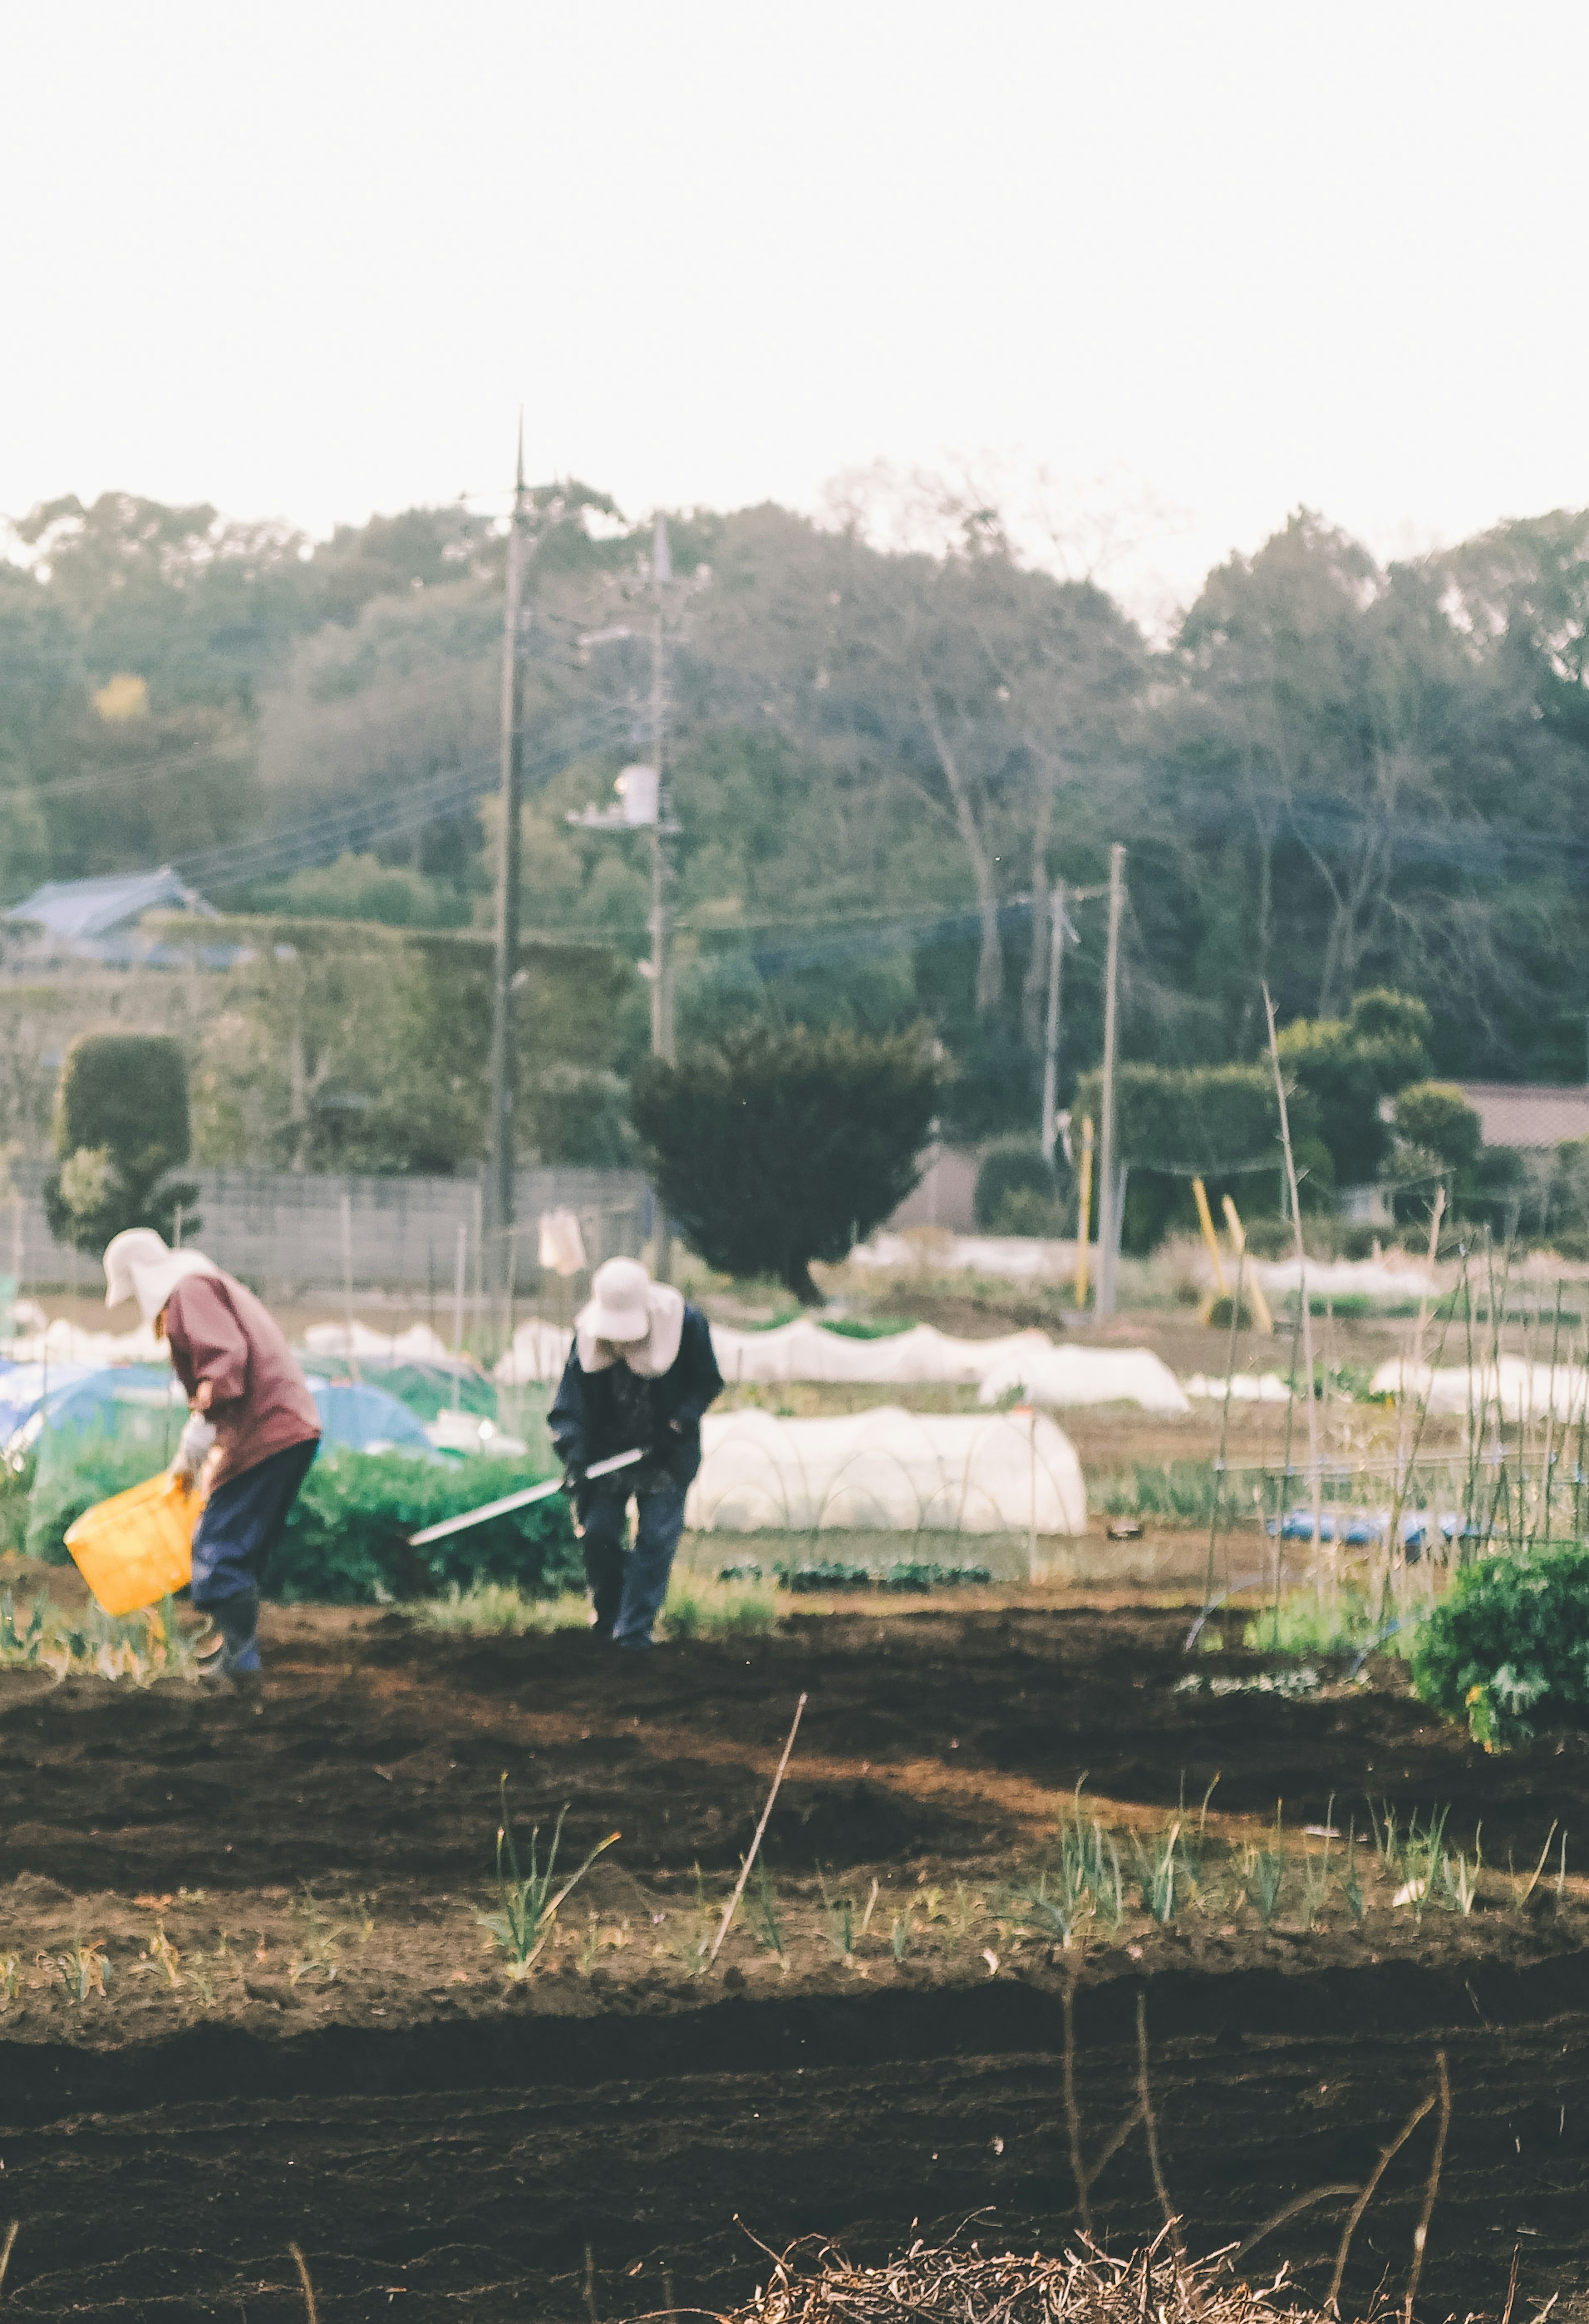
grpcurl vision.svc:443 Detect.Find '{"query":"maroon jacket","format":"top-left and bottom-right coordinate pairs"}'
top-left (163, 1272), bottom-right (321, 1491)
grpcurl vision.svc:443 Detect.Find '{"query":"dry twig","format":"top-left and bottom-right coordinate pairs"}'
top-left (708, 1694), bottom-right (807, 1970)
top-left (731, 2229), bottom-right (1368, 2324)
top-left (289, 2241), bottom-right (319, 2324)
top-left (1401, 2051), bottom-right (1450, 2323)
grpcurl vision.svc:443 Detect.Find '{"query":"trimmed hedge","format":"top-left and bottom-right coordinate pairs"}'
top-left (45, 1031), bottom-right (199, 1252)
top-left (1412, 1544), bottom-right (1589, 1748)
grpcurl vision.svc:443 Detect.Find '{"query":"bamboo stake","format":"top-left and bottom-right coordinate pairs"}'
top-left (707, 1694), bottom-right (807, 1969)
top-left (1191, 1176), bottom-right (1229, 1298)
top-left (1222, 1194), bottom-right (1273, 1334)
top-left (1203, 1243), bottom-right (1247, 1620)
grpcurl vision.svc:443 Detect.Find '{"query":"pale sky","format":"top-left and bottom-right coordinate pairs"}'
top-left (4, 0), bottom-right (1586, 622)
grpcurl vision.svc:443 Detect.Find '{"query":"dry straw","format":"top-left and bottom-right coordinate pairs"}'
top-left (730, 2229), bottom-right (1375, 2324)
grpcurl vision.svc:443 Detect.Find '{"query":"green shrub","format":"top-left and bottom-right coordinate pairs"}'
top-left (1412, 1544), bottom-right (1589, 1747)
top-left (1275, 989), bottom-right (1431, 1185)
top-left (26, 1429), bottom-right (153, 1562)
top-left (774, 1559), bottom-right (872, 1592)
top-left (1093, 1461), bottom-right (1220, 1523)
top-left (271, 1450), bottom-right (581, 1605)
top-left (975, 1141), bottom-right (1059, 1233)
top-left (44, 1033), bottom-right (199, 1253)
top-left (880, 1561), bottom-right (993, 1592)
top-left (1244, 1593), bottom-right (1385, 1658)
top-left (25, 1433), bottom-right (581, 1607)
top-left (818, 1315), bottom-right (912, 1339)
top-left (631, 1022), bottom-right (944, 1303)
top-left (1393, 1082), bottom-right (1483, 1173)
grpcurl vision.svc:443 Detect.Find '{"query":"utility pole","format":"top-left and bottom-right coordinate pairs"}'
top-left (649, 514), bottom-right (675, 1283)
top-left (1096, 843), bottom-right (1126, 1315)
top-left (1039, 879), bottom-right (1066, 1167)
top-left (648, 515), bottom-right (673, 1064)
top-left (486, 421), bottom-right (529, 1292)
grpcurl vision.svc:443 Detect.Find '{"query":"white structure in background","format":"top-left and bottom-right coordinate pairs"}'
top-left (9, 1312), bottom-right (164, 1366)
top-left (497, 1318), bottom-right (577, 1384)
top-left (1247, 1257), bottom-right (1437, 1301)
top-left (709, 1319), bottom-right (1051, 1386)
top-left (852, 1231), bottom-right (1073, 1281)
top-left (538, 1208), bottom-right (588, 1276)
top-left (301, 1321), bottom-right (465, 1369)
top-left (495, 1314), bottom-right (1195, 1412)
top-left (566, 764), bottom-right (661, 832)
top-left (1371, 1355), bottom-right (1589, 1423)
top-left (686, 1405), bottom-right (1086, 1538)
top-left (976, 1342), bottom-right (1190, 1415)
top-left (1182, 1371), bottom-right (1293, 1403)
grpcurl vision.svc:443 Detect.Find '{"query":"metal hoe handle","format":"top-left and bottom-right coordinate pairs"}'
top-left (408, 1446), bottom-right (646, 1548)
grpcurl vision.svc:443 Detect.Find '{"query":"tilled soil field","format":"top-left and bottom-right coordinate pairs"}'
top-left (3, 1603), bottom-right (1589, 2321)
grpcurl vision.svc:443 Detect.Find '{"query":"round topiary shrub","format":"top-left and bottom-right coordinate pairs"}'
top-left (975, 1141), bottom-right (1059, 1234)
top-left (1412, 1543), bottom-right (1589, 1749)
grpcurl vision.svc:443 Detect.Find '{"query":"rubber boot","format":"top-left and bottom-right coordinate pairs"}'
top-left (211, 1586), bottom-right (262, 1678)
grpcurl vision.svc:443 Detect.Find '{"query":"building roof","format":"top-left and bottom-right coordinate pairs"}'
top-left (5, 868), bottom-right (214, 942)
top-left (1460, 1083), bottom-right (1589, 1150)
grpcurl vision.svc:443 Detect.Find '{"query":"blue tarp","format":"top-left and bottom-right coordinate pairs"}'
top-left (0, 1363), bottom-right (437, 1464)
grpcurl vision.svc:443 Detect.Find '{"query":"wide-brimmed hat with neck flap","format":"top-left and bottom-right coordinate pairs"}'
top-left (103, 1228), bottom-right (221, 1325)
top-left (576, 1257), bottom-right (684, 1377)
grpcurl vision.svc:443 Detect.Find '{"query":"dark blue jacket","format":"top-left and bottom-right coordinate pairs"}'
top-left (549, 1306), bottom-right (723, 1490)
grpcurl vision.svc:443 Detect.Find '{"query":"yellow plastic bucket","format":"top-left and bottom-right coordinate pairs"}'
top-left (64, 1473), bottom-right (200, 1617)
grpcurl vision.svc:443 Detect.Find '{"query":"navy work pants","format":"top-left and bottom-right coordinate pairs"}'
top-left (191, 1437), bottom-right (319, 1674)
top-left (578, 1478), bottom-right (686, 1649)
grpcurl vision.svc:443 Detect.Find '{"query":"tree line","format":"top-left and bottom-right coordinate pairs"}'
top-left (3, 481), bottom-right (1588, 1168)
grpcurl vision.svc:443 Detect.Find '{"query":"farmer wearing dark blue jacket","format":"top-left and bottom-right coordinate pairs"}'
top-left (550, 1257), bottom-right (723, 1648)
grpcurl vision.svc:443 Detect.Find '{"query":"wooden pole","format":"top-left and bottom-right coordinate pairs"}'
top-left (1039, 879), bottom-right (1066, 1166)
top-left (1074, 1115), bottom-right (1095, 1310)
top-left (1096, 844), bottom-right (1125, 1315)
top-left (487, 420), bottom-right (530, 1293)
top-left (1264, 985), bottom-right (1321, 1559)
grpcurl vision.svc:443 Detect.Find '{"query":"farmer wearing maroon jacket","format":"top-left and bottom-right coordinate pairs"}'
top-left (103, 1229), bottom-right (321, 1682)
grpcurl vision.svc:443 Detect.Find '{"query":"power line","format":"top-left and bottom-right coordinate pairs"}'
top-left (173, 698), bottom-right (641, 892)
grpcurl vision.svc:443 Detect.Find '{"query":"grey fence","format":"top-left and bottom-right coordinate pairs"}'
top-left (6, 1162), bottom-right (652, 1298)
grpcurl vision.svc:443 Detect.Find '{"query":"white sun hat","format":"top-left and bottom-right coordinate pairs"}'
top-left (581, 1257), bottom-right (653, 1342)
top-left (103, 1228), bottom-right (220, 1324)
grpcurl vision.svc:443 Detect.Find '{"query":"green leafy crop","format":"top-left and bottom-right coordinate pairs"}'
top-left (1412, 1544), bottom-right (1589, 1748)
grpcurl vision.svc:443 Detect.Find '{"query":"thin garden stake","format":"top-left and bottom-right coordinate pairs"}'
top-left (1403, 2051), bottom-right (1451, 2324)
top-left (1263, 985), bottom-right (1321, 1570)
top-left (1542, 1279), bottom-right (1564, 1541)
top-left (1271, 1285), bottom-right (1304, 1644)
top-left (707, 1693), bottom-right (807, 1969)
top-left (1203, 1242), bottom-right (1247, 1619)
